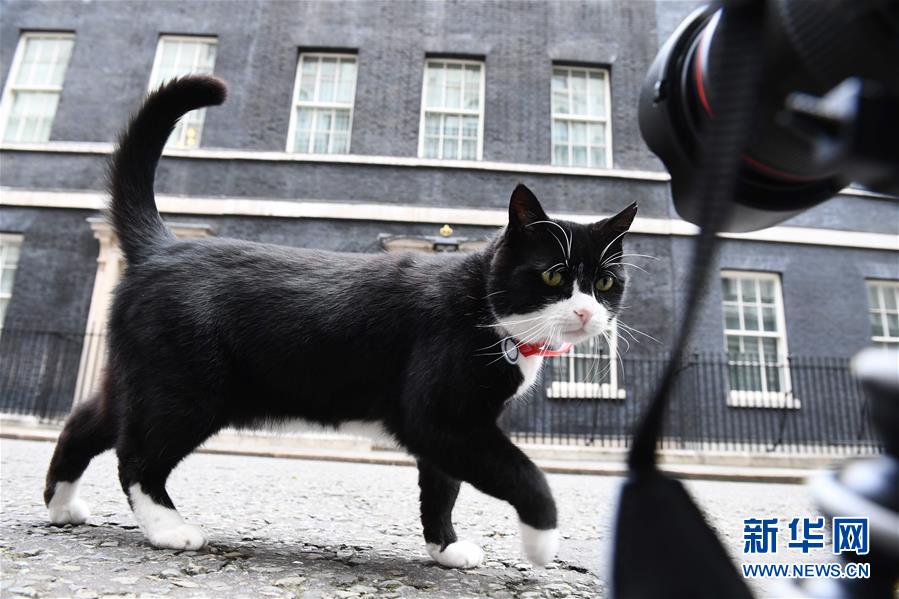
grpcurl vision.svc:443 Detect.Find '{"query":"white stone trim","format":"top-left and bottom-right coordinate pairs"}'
top-left (0, 140), bottom-right (671, 181)
top-left (1, 187), bottom-right (897, 251)
top-left (4, 141), bottom-right (899, 200)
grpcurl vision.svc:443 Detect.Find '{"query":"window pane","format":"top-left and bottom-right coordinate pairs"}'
top-left (464, 65), bottom-right (480, 110)
top-left (741, 278), bottom-right (758, 302)
top-left (318, 58), bottom-right (336, 102)
top-left (759, 279), bottom-right (775, 304)
top-left (726, 335), bottom-right (742, 355)
top-left (425, 65), bottom-right (443, 108)
top-left (884, 288), bottom-right (897, 311)
top-left (444, 115), bottom-right (459, 138)
top-left (334, 109), bottom-right (351, 134)
top-left (445, 64), bottom-right (462, 109)
top-left (870, 312), bottom-right (885, 337)
top-left (723, 304), bottom-right (740, 330)
top-left (330, 133), bottom-right (348, 154)
top-left (571, 122), bottom-right (587, 144)
top-left (570, 72), bottom-right (587, 115)
top-left (552, 144), bottom-right (567, 165)
top-left (313, 131), bottom-right (328, 153)
top-left (867, 284), bottom-right (881, 309)
top-left (442, 137), bottom-right (459, 159)
top-left (425, 114), bottom-right (441, 136)
top-left (761, 337), bottom-right (779, 362)
top-left (765, 364), bottom-right (782, 392)
top-left (0, 271), bottom-right (14, 295)
top-left (552, 120), bottom-right (568, 143)
top-left (587, 72), bottom-right (604, 117)
top-left (336, 60), bottom-right (356, 103)
top-left (462, 115), bottom-right (478, 138)
top-left (293, 129), bottom-right (310, 153)
top-left (460, 139), bottom-right (476, 160)
top-left (722, 278), bottom-right (738, 302)
top-left (761, 307), bottom-right (777, 332)
top-left (743, 306), bottom-right (760, 331)
top-left (589, 122), bottom-right (605, 146)
top-left (296, 107), bottom-right (313, 131)
top-left (888, 313), bottom-right (899, 337)
top-left (423, 136), bottom-right (439, 158)
top-left (552, 71), bottom-right (569, 114)
top-left (589, 147), bottom-right (606, 168)
top-left (571, 145), bottom-right (587, 167)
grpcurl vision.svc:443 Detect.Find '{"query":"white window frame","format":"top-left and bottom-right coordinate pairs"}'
top-left (0, 233), bottom-right (24, 335)
top-left (546, 323), bottom-right (625, 400)
top-left (721, 271), bottom-right (798, 409)
top-left (866, 280), bottom-right (899, 347)
top-left (0, 31), bottom-right (75, 143)
top-left (417, 58), bottom-right (486, 161)
top-left (550, 65), bottom-right (613, 169)
top-left (147, 35), bottom-right (218, 149)
top-left (285, 53), bottom-right (358, 154)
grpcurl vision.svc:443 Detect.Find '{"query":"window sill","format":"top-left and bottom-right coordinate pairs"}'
top-left (727, 391), bottom-right (801, 409)
top-left (547, 381), bottom-right (626, 400)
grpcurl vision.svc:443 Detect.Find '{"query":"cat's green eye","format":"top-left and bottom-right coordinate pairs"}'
top-left (596, 274), bottom-right (615, 292)
top-left (542, 270), bottom-right (564, 287)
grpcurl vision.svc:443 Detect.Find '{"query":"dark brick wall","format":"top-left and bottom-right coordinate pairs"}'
top-left (0, 0), bottom-right (660, 169)
top-left (0, 208), bottom-right (97, 331)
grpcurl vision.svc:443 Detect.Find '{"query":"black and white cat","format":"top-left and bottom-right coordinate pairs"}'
top-left (44, 76), bottom-right (636, 569)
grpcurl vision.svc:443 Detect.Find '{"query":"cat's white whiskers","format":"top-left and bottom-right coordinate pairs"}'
top-left (618, 331), bottom-right (631, 353)
top-left (617, 326), bottom-right (641, 346)
top-left (477, 314), bottom-right (545, 329)
top-left (597, 230), bottom-right (629, 264)
top-left (616, 320), bottom-right (662, 345)
top-left (602, 262), bottom-right (648, 273)
top-left (474, 320), bottom-right (549, 355)
top-left (483, 290), bottom-right (507, 299)
top-left (600, 252), bottom-right (658, 269)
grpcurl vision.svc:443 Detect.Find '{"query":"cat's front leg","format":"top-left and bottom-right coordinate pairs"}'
top-left (410, 427), bottom-right (559, 567)
top-left (418, 458), bottom-right (484, 569)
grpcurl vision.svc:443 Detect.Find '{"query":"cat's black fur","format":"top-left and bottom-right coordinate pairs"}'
top-left (44, 76), bottom-right (636, 564)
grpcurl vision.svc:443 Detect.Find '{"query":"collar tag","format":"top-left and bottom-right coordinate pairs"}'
top-left (502, 337), bottom-right (520, 365)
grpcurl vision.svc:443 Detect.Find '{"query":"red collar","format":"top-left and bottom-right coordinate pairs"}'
top-left (517, 341), bottom-right (574, 357)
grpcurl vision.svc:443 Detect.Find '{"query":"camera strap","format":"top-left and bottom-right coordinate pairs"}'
top-left (627, 0), bottom-right (767, 472)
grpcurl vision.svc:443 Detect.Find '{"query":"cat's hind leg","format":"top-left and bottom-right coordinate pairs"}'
top-left (116, 405), bottom-right (221, 551)
top-left (418, 459), bottom-right (484, 569)
top-left (44, 391), bottom-right (117, 525)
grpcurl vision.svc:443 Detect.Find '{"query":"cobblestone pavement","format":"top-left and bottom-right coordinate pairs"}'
top-left (2, 438), bottom-right (824, 598)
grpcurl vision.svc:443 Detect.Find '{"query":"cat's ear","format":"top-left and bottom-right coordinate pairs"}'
top-left (508, 184), bottom-right (549, 230)
top-left (596, 202), bottom-right (638, 235)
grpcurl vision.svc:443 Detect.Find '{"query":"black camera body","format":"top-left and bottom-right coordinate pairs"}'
top-left (639, 0), bottom-right (899, 232)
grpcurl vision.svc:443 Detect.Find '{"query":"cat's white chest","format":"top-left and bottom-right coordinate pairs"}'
top-left (513, 355), bottom-right (544, 397)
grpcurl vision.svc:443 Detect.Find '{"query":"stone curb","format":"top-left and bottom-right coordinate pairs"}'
top-left (0, 425), bottom-right (817, 484)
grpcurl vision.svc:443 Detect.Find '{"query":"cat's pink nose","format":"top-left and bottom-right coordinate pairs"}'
top-left (574, 308), bottom-right (593, 325)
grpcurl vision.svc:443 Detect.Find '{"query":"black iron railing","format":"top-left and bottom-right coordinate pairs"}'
top-left (0, 321), bottom-right (882, 454)
top-left (501, 351), bottom-right (881, 454)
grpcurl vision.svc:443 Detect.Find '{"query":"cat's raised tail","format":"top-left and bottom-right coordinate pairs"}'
top-left (108, 75), bottom-right (227, 265)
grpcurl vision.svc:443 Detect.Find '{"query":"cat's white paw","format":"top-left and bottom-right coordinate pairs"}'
top-left (519, 522), bottom-right (559, 566)
top-left (48, 497), bottom-right (91, 525)
top-left (147, 523), bottom-right (207, 551)
top-left (426, 540), bottom-right (485, 569)
top-left (47, 481), bottom-right (90, 525)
